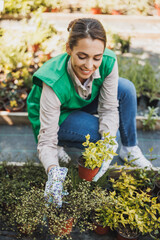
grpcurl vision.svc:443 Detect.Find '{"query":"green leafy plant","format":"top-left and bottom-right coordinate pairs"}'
top-left (132, 167), bottom-right (156, 193)
top-left (2, 0), bottom-right (48, 16)
top-left (142, 106), bottom-right (159, 131)
top-left (82, 132), bottom-right (117, 170)
top-left (62, 176), bottom-right (109, 234)
top-left (129, 0), bottom-right (153, 15)
top-left (93, 195), bottom-right (115, 230)
top-left (1, 162), bottom-right (160, 239)
top-left (0, 162), bottom-right (46, 220)
top-left (118, 56), bottom-right (160, 99)
top-left (86, 0), bottom-right (105, 9)
top-left (12, 187), bottom-right (45, 236)
top-left (108, 172), bottom-right (160, 237)
top-left (24, 14), bottom-right (57, 47)
top-left (112, 33), bottom-right (131, 53)
top-left (44, 0), bottom-right (63, 11)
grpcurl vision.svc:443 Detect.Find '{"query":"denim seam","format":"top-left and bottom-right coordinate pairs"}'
top-left (119, 105), bottom-right (129, 146)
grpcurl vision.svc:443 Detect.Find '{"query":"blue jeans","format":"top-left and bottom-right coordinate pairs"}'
top-left (58, 78), bottom-right (137, 149)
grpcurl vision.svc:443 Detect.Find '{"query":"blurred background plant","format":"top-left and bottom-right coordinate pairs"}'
top-left (0, 0), bottom-right (158, 16)
top-left (142, 106), bottom-right (159, 131)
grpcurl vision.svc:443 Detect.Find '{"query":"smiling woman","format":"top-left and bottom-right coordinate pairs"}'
top-left (27, 17), bottom-right (152, 208)
top-left (66, 38), bottom-right (104, 84)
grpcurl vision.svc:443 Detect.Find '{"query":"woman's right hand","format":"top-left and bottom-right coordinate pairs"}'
top-left (44, 166), bottom-right (68, 207)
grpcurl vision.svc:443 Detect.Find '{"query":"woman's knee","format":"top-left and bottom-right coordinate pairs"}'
top-left (58, 111), bottom-right (101, 143)
top-left (118, 77), bottom-right (137, 101)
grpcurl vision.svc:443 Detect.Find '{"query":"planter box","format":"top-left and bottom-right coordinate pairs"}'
top-left (0, 111), bottom-right (30, 125)
top-left (136, 115), bottom-right (160, 130)
top-left (1, 111), bottom-right (160, 130)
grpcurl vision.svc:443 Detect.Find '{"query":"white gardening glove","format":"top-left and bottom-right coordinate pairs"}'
top-left (44, 166), bottom-right (68, 208)
top-left (93, 140), bottom-right (118, 182)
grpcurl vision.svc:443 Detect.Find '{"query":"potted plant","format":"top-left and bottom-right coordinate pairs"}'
top-left (45, 176), bottom-right (109, 238)
top-left (46, 203), bottom-right (74, 238)
top-left (44, 176), bottom-right (77, 238)
top-left (4, 99), bottom-right (25, 112)
top-left (62, 173), bottom-right (111, 235)
top-left (43, 0), bottom-right (63, 12)
top-left (92, 194), bottom-right (115, 235)
top-left (154, 0), bottom-right (160, 15)
top-left (104, 0), bottom-right (126, 15)
top-left (142, 106), bottom-right (159, 131)
top-left (132, 167), bottom-right (156, 195)
top-left (109, 172), bottom-right (160, 240)
top-left (87, 0), bottom-right (104, 14)
top-left (112, 33), bottom-right (131, 54)
top-left (78, 133), bottom-right (117, 181)
top-left (25, 15), bottom-right (57, 53)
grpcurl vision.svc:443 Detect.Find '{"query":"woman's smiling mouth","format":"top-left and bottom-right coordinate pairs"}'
top-left (80, 68), bottom-right (93, 75)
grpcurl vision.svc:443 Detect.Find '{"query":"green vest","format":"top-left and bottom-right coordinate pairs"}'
top-left (27, 48), bottom-right (116, 142)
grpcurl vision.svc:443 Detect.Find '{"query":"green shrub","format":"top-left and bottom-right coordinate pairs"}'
top-left (118, 56), bottom-right (160, 100)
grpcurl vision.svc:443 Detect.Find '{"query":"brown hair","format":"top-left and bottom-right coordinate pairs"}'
top-left (67, 18), bottom-right (106, 50)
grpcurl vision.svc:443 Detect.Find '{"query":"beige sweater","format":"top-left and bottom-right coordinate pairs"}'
top-left (37, 58), bottom-right (119, 171)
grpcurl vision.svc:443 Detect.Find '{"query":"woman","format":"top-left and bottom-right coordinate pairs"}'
top-left (27, 18), bottom-right (152, 206)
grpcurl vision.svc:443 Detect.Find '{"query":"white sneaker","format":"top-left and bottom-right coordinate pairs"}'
top-left (57, 146), bottom-right (71, 163)
top-left (119, 145), bottom-right (152, 168)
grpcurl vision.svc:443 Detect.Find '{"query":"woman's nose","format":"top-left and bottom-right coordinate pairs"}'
top-left (85, 59), bottom-right (93, 70)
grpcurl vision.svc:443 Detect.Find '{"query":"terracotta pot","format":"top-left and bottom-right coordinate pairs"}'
top-left (17, 224), bottom-right (34, 235)
top-left (49, 217), bottom-right (73, 236)
top-left (112, 9), bottom-right (121, 15)
top-left (44, 7), bottom-right (51, 12)
top-left (157, 8), bottom-right (160, 16)
top-left (155, 4), bottom-right (160, 16)
top-left (94, 224), bottom-right (110, 235)
top-left (51, 8), bottom-right (59, 12)
top-left (90, 7), bottom-right (102, 14)
top-left (4, 100), bottom-right (25, 112)
top-left (90, 212), bottom-right (110, 235)
top-left (78, 156), bottom-right (99, 181)
top-left (60, 217), bottom-right (73, 235)
top-left (28, 43), bottom-right (40, 53)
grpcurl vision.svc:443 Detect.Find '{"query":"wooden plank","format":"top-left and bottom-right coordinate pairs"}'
top-left (1, 112), bottom-right (160, 130)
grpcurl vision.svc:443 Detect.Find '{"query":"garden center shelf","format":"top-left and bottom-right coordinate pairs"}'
top-left (0, 111), bottom-right (160, 130)
top-left (41, 13), bottom-right (160, 36)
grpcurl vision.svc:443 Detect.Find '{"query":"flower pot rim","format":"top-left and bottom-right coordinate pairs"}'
top-left (4, 100), bottom-right (25, 112)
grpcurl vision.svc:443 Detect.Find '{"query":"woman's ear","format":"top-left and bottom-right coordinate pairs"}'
top-left (66, 42), bottom-right (71, 55)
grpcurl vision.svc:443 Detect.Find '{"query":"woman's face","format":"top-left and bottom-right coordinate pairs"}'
top-left (66, 38), bottom-right (104, 84)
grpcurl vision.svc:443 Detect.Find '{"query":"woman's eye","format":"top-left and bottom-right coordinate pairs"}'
top-left (94, 57), bottom-right (101, 61)
top-left (78, 55), bottom-right (86, 60)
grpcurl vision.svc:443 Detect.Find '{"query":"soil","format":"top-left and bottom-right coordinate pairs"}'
top-left (117, 224), bottom-right (139, 239)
